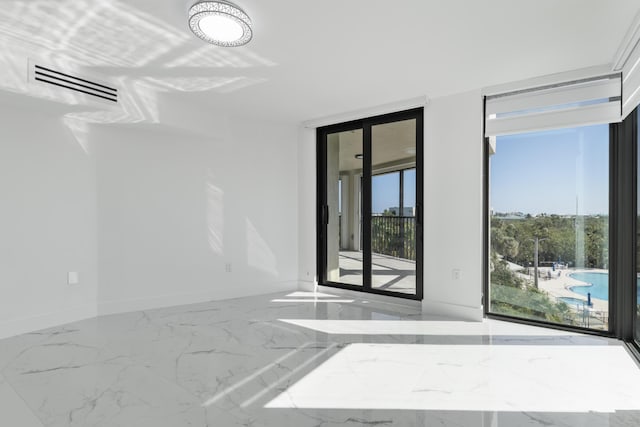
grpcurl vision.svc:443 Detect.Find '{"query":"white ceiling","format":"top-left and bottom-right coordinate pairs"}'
top-left (336, 119), bottom-right (418, 172)
top-left (0, 0), bottom-right (638, 125)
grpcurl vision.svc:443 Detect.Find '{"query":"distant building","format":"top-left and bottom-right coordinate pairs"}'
top-left (387, 207), bottom-right (415, 216)
top-left (493, 212), bottom-right (527, 220)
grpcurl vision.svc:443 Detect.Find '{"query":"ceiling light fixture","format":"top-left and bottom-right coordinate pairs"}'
top-left (188, 1), bottom-right (253, 47)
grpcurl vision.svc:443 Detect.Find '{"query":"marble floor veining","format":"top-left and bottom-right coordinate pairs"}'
top-left (1, 290), bottom-right (640, 426)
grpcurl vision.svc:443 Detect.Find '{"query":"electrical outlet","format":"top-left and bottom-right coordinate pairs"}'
top-left (225, 263), bottom-right (232, 273)
top-left (452, 269), bottom-right (461, 280)
top-left (68, 271), bottom-right (79, 285)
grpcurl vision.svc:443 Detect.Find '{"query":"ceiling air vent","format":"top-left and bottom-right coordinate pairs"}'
top-left (32, 64), bottom-right (117, 103)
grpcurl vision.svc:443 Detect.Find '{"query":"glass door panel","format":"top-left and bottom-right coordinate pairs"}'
top-left (636, 108), bottom-right (640, 343)
top-left (370, 119), bottom-right (417, 295)
top-left (324, 129), bottom-right (363, 286)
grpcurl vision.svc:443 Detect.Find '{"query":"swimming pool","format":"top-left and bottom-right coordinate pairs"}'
top-left (569, 272), bottom-right (640, 301)
top-left (569, 272), bottom-right (609, 300)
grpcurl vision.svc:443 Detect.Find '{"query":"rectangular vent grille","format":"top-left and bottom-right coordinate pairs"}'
top-left (34, 64), bottom-right (118, 103)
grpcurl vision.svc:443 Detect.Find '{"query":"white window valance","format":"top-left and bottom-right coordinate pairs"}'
top-left (485, 74), bottom-right (622, 137)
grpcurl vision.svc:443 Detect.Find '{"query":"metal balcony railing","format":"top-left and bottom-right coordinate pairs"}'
top-left (371, 216), bottom-right (416, 261)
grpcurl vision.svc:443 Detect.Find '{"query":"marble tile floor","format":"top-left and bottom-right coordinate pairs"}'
top-left (1, 291), bottom-right (640, 426)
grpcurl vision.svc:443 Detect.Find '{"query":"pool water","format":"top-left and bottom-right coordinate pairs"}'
top-left (569, 272), bottom-right (640, 301)
top-left (569, 272), bottom-right (609, 300)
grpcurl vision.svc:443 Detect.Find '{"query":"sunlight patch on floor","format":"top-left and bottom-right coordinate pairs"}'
top-left (266, 344), bottom-right (640, 413)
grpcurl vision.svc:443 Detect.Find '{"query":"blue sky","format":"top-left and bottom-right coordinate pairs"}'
top-left (372, 169), bottom-right (416, 214)
top-left (490, 124), bottom-right (609, 215)
top-left (366, 124), bottom-right (608, 216)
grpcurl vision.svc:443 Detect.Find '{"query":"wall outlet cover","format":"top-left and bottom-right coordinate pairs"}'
top-left (68, 271), bottom-right (79, 285)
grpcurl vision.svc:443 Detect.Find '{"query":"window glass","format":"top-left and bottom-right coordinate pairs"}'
top-left (371, 119), bottom-right (417, 294)
top-left (404, 169), bottom-right (416, 217)
top-left (325, 130), bottom-right (363, 286)
top-left (489, 124), bottom-right (609, 330)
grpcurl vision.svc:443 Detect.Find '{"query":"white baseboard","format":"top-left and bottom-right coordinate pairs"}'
top-left (0, 283), bottom-right (300, 339)
top-left (298, 282), bottom-right (484, 321)
top-left (298, 282), bottom-right (422, 310)
top-left (98, 282), bottom-right (298, 316)
top-left (298, 280), bottom-right (315, 292)
top-left (422, 299), bottom-right (484, 322)
top-left (0, 305), bottom-right (97, 340)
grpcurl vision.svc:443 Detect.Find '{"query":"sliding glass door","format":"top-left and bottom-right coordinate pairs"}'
top-left (318, 108), bottom-right (423, 300)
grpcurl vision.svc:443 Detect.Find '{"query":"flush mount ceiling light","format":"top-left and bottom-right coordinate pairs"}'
top-left (188, 1), bottom-right (252, 47)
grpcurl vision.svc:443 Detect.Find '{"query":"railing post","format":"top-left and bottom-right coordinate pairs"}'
top-left (399, 216), bottom-right (405, 259)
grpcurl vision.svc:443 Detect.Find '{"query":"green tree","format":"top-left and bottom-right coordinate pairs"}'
top-left (491, 214), bottom-right (608, 269)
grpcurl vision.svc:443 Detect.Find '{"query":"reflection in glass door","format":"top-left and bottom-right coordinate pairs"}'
top-left (318, 109), bottom-right (423, 300)
top-left (371, 119), bottom-right (417, 294)
top-left (323, 128), bottom-right (363, 286)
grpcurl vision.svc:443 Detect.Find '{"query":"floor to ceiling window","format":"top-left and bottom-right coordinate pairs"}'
top-left (488, 125), bottom-right (609, 330)
top-left (484, 73), bottom-right (621, 332)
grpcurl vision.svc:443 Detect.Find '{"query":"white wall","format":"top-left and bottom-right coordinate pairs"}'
top-left (422, 90), bottom-right (484, 320)
top-left (95, 117), bottom-right (299, 314)
top-left (297, 126), bottom-right (317, 285)
top-left (0, 90), bottom-right (300, 337)
top-left (0, 102), bottom-right (98, 339)
top-left (297, 91), bottom-right (484, 321)
top-left (0, 75), bottom-right (482, 337)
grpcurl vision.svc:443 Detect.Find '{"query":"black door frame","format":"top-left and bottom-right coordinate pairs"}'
top-left (316, 107), bottom-right (424, 301)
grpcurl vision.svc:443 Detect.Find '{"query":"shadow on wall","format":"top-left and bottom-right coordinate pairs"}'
top-left (246, 217), bottom-right (279, 277)
top-left (207, 172), bottom-right (224, 256)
